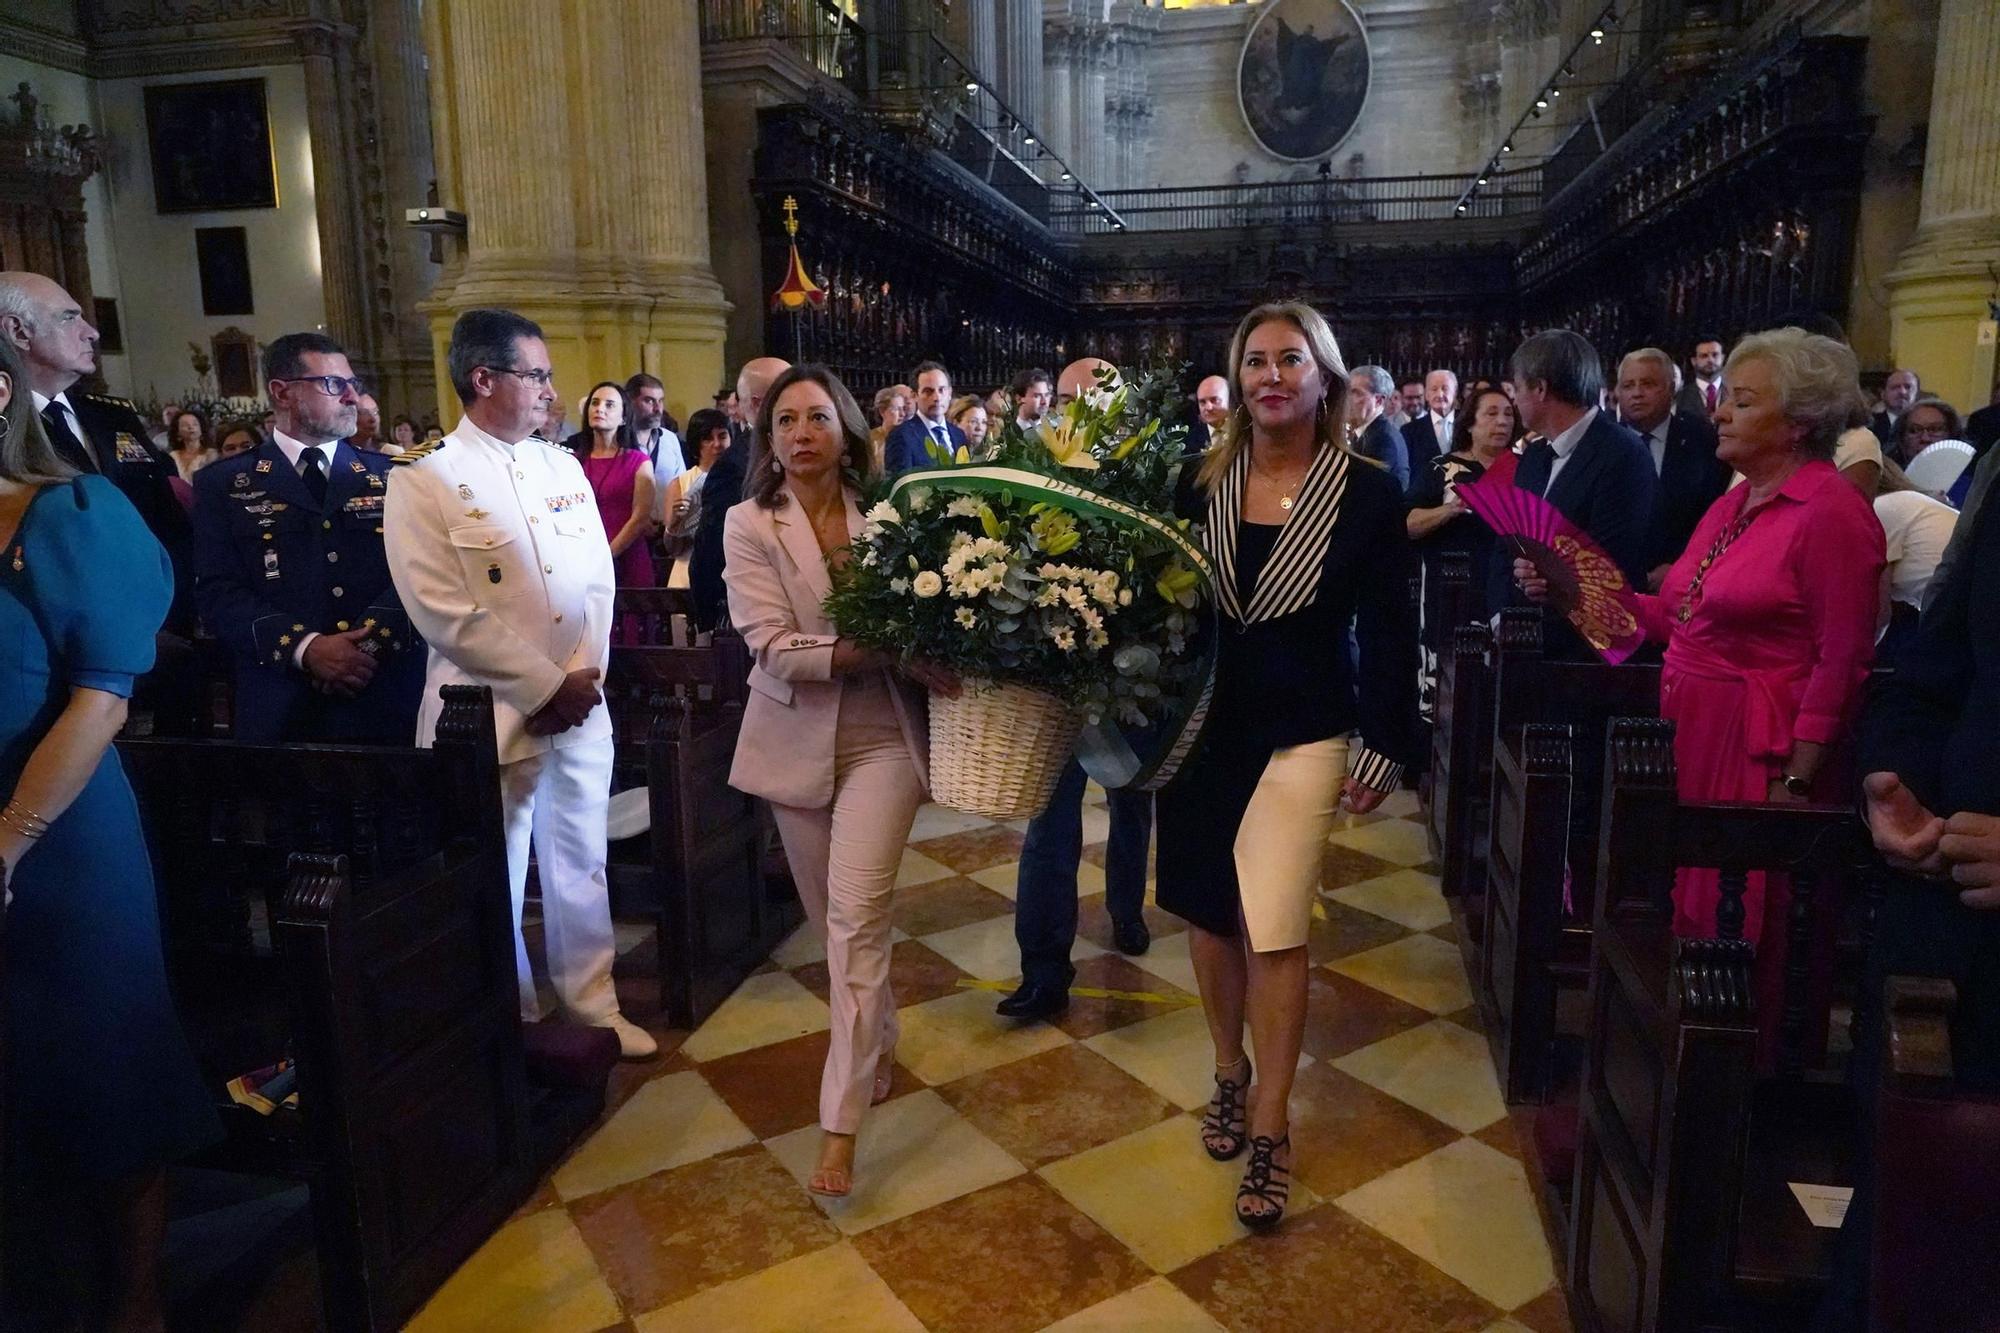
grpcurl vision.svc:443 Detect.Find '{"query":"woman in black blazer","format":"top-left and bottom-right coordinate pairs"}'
top-left (1157, 301), bottom-right (1421, 1230)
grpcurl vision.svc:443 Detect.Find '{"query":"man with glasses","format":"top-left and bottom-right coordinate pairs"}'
top-left (192, 331), bottom-right (424, 744)
top-left (384, 308), bottom-right (656, 1059)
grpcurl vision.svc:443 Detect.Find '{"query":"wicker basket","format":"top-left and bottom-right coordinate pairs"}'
top-left (926, 679), bottom-right (1082, 821)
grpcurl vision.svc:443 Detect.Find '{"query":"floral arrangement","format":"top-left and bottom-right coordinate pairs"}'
top-left (823, 368), bottom-right (1211, 729)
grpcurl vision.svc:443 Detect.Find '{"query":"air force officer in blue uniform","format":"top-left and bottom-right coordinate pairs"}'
top-left (192, 332), bottom-right (423, 744)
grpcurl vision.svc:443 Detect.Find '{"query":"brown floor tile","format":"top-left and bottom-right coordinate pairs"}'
top-left (791, 939), bottom-right (971, 1009)
top-left (1075, 896), bottom-right (1186, 954)
top-left (1430, 919), bottom-right (1460, 944)
top-left (1441, 1004), bottom-right (1486, 1035)
top-left (853, 1175), bottom-right (1153, 1333)
top-left (912, 826), bottom-right (1027, 874)
top-left (935, 1044), bottom-right (1176, 1167)
top-left (569, 1144), bottom-right (840, 1312)
top-left (698, 1029), bottom-right (923, 1141)
top-left (1510, 1284), bottom-right (1576, 1332)
top-left (1307, 900), bottom-right (1415, 966)
top-left (1301, 971), bottom-right (1438, 1061)
top-left (1284, 1061), bottom-right (1463, 1200)
top-left (1056, 954), bottom-right (1200, 1040)
top-left (1320, 844), bottom-right (1403, 891)
top-left (892, 875), bottom-right (1016, 936)
top-left (1170, 1206), bottom-right (1500, 1333)
top-left (1475, 1110), bottom-right (1530, 1163)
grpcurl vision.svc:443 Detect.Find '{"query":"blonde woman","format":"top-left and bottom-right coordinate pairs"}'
top-left (1156, 302), bottom-right (1420, 1230)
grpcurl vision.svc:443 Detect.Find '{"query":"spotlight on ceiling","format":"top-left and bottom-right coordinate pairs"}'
top-left (1060, 170), bottom-right (1073, 181)
top-left (1591, 28), bottom-right (1605, 41)
top-left (1535, 95), bottom-right (1549, 109)
top-left (1023, 134), bottom-right (1036, 145)
top-left (1477, 175), bottom-right (1489, 185)
top-left (1502, 140), bottom-right (1514, 153)
top-left (1455, 203), bottom-right (1468, 215)
top-left (1086, 199), bottom-right (1100, 209)
top-left (965, 79), bottom-right (979, 92)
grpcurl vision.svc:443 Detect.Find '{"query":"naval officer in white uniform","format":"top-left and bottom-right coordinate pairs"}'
top-left (383, 308), bottom-right (655, 1058)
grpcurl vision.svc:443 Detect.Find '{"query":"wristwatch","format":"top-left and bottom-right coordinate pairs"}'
top-left (1780, 772), bottom-right (1812, 798)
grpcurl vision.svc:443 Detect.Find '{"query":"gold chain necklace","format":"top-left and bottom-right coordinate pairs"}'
top-left (1252, 457), bottom-right (1311, 511)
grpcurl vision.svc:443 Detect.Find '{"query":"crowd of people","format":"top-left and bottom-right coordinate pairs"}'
top-left (2, 255), bottom-right (1998, 1322)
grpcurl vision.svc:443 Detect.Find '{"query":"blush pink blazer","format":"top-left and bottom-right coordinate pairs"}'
top-left (721, 484), bottom-right (930, 809)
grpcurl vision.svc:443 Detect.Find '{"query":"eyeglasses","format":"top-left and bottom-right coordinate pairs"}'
top-left (482, 366), bottom-right (556, 388)
top-left (275, 375), bottom-right (365, 398)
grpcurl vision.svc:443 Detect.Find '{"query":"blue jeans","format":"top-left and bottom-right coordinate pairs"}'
top-left (1014, 758), bottom-right (1153, 989)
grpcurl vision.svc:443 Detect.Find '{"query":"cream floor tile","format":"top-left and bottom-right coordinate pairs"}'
top-left (1078, 803), bottom-right (1112, 844)
top-left (1329, 931), bottom-right (1475, 1014)
top-left (892, 986), bottom-right (1075, 1084)
top-left (1130, 928), bottom-right (1199, 995)
top-left (971, 860), bottom-right (1020, 899)
top-left (632, 1240), bottom-right (925, 1332)
top-left (1337, 1137), bottom-right (1556, 1310)
top-left (1376, 788), bottom-right (1423, 819)
top-left (909, 803), bottom-right (1004, 842)
top-left (1479, 1322), bottom-right (1538, 1333)
top-left (551, 1070), bottom-right (757, 1201)
top-left (918, 913), bottom-right (1105, 982)
top-left (769, 923), bottom-right (908, 970)
top-left (1082, 1005), bottom-right (1223, 1111)
top-left (679, 971), bottom-right (832, 1063)
top-left (1039, 1114), bottom-right (1320, 1273)
top-left (764, 1089), bottom-right (1026, 1234)
top-left (1333, 1019), bottom-right (1507, 1133)
top-left (1328, 869), bottom-right (1452, 932)
top-left (897, 847), bottom-right (956, 888)
top-left (1038, 1275), bottom-right (1227, 1332)
top-left (1326, 817), bottom-right (1436, 867)
top-left (405, 1207), bottom-right (622, 1333)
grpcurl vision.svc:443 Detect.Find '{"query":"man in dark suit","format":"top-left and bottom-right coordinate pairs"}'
top-left (883, 360), bottom-right (966, 473)
top-left (1617, 347), bottom-right (1728, 590)
top-left (1968, 385), bottom-right (2000, 456)
top-left (1870, 368), bottom-right (1922, 452)
top-left (1401, 368), bottom-right (1458, 477)
top-left (690, 355), bottom-right (789, 629)
top-left (1346, 364), bottom-right (1412, 490)
top-left (193, 332), bottom-right (424, 743)
top-left (1675, 334), bottom-right (1727, 419)
top-left (1493, 330), bottom-right (1658, 656)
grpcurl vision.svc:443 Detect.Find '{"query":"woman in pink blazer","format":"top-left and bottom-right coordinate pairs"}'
top-left (723, 365), bottom-right (953, 1198)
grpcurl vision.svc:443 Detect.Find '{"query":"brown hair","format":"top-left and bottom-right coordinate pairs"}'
top-left (745, 365), bottom-right (877, 509)
top-left (1196, 301), bottom-right (1360, 493)
top-left (1448, 385), bottom-right (1520, 456)
top-left (0, 338), bottom-right (75, 484)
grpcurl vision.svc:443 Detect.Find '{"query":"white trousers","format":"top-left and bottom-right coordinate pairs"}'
top-left (499, 736), bottom-right (619, 1024)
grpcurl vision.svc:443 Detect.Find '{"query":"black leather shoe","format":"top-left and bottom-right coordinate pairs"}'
top-left (1112, 917), bottom-right (1151, 957)
top-left (996, 980), bottom-right (1070, 1021)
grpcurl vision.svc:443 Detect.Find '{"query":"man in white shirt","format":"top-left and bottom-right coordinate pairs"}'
top-left (1402, 368), bottom-right (1459, 476)
top-left (884, 360), bottom-right (966, 472)
top-left (1677, 335), bottom-right (1727, 418)
top-left (1617, 347), bottom-right (1727, 588)
top-left (1012, 367), bottom-right (1054, 431)
top-left (384, 308), bottom-right (656, 1058)
top-left (624, 372), bottom-right (686, 527)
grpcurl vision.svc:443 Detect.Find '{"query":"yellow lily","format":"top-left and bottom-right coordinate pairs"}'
top-left (1037, 409), bottom-right (1101, 471)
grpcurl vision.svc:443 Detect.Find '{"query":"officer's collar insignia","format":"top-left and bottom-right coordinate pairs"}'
top-left (255, 459), bottom-right (273, 473)
top-left (233, 473), bottom-right (250, 488)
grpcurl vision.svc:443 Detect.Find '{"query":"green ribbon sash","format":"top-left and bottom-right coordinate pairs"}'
top-left (885, 464), bottom-right (1217, 790)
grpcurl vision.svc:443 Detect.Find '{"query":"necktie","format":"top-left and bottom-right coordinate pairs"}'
top-left (39, 402), bottom-right (98, 474)
top-left (1705, 383), bottom-right (1717, 413)
top-left (300, 447), bottom-right (328, 506)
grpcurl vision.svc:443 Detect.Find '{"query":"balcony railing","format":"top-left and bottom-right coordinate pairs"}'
top-left (1047, 168), bottom-right (1544, 234)
top-left (698, 0), bottom-right (862, 89)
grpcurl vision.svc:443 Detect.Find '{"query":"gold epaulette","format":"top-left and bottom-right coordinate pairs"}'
top-left (80, 391), bottom-right (138, 410)
top-left (390, 439), bottom-right (448, 466)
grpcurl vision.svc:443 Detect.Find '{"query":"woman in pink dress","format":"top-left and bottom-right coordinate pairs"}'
top-left (1518, 328), bottom-right (1883, 1047)
top-left (565, 380), bottom-right (657, 591)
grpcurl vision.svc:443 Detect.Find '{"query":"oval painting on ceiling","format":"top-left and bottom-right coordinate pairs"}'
top-left (1236, 0), bottom-right (1372, 162)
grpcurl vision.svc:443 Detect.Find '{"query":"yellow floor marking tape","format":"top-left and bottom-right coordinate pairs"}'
top-left (954, 978), bottom-right (1193, 1005)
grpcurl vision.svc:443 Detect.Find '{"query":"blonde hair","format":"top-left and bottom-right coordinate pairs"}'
top-left (1724, 327), bottom-right (1867, 460)
top-left (1197, 301), bottom-right (1366, 493)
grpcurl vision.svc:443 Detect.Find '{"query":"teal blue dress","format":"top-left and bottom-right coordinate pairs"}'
top-left (3, 476), bottom-right (219, 1179)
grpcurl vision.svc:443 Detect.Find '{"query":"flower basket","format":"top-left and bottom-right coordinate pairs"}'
top-left (926, 678), bottom-right (1082, 820)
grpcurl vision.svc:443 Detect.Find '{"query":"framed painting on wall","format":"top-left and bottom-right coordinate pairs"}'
top-left (195, 227), bottom-right (254, 315)
top-left (1236, 0), bottom-right (1372, 163)
top-left (144, 79), bottom-right (279, 213)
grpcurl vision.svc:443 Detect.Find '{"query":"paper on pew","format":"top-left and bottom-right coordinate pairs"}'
top-left (1787, 1181), bottom-right (1853, 1228)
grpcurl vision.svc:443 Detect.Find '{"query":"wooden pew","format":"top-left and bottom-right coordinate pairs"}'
top-left (120, 686), bottom-right (573, 1331)
top-left (1565, 717), bottom-right (1871, 1333)
top-left (1427, 615), bottom-right (1499, 902)
top-left (606, 591), bottom-right (802, 1030)
top-left (1868, 976), bottom-right (2000, 1332)
top-left (1480, 613), bottom-right (1661, 1102)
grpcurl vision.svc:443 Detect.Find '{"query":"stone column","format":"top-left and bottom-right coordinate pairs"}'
top-left (363, 0), bottom-right (442, 418)
top-left (420, 0), bottom-right (728, 425)
top-left (1078, 29), bottom-right (1111, 189)
top-left (1042, 26), bottom-right (1075, 168)
top-left (997, 0), bottom-right (1042, 137)
top-left (1885, 0), bottom-right (2000, 408)
top-left (294, 22), bottom-right (369, 358)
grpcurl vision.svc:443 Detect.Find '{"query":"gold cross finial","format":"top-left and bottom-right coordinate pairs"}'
top-left (782, 195), bottom-right (800, 238)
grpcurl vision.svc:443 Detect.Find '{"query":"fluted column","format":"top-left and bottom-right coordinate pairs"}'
top-left (294, 22), bottom-right (368, 354)
top-left (1886, 0), bottom-right (2000, 408)
top-left (420, 0), bottom-right (728, 424)
top-left (1042, 26), bottom-right (1075, 168)
top-left (1078, 29), bottom-right (1111, 189)
top-left (997, 0), bottom-right (1042, 136)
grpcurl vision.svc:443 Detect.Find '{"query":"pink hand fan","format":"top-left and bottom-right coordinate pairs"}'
top-left (1457, 477), bottom-right (1647, 664)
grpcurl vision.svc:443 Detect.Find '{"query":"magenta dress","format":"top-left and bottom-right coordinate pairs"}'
top-left (581, 448), bottom-right (654, 589)
top-left (1633, 461), bottom-right (1883, 1050)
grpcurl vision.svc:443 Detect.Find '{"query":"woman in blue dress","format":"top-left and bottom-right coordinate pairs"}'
top-left (0, 340), bottom-right (219, 1330)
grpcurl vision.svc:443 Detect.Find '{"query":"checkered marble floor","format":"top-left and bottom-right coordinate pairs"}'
top-left (407, 788), bottom-right (1572, 1333)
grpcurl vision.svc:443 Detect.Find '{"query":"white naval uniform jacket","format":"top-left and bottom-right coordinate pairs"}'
top-left (383, 418), bottom-right (616, 764)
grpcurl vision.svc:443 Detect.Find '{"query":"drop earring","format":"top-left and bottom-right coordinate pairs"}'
top-left (771, 456), bottom-right (784, 474)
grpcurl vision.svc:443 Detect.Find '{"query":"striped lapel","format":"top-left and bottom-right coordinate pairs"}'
top-left (1205, 444), bottom-right (1351, 626)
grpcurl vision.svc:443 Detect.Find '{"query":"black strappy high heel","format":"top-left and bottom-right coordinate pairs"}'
top-left (1236, 1133), bottom-right (1292, 1231)
top-left (1200, 1057), bottom-right (1252, 1161)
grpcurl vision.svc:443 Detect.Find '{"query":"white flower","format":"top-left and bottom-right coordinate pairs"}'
top-left (889, 577), bottom-right (909, 595)
top-left (1081, 385), bottom-right (1117, 413)
top-left (912, 571), bottom-right (944, 598)
top-left (1117, 588), bottom-right (1133, 606)
top-left (906, 487), bottom-right (932, 512)
top-left (955, 608), bottom-right (979, 629)
top-left (946, 496), bottom-right (983, 518)
top-left (1049, 625), bottom-right (1077, 652)
top-left (864, 500), bottom-right (900, 526)
top-left (1086, 627), bottom-right (1110, 650)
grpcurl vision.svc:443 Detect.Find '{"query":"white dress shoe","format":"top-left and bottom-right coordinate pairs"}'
top-left (599, 1014), bottom-right (659, 1059)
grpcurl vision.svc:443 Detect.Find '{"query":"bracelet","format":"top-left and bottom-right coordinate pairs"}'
top-left (0, 802), bottom-right (49, 839)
